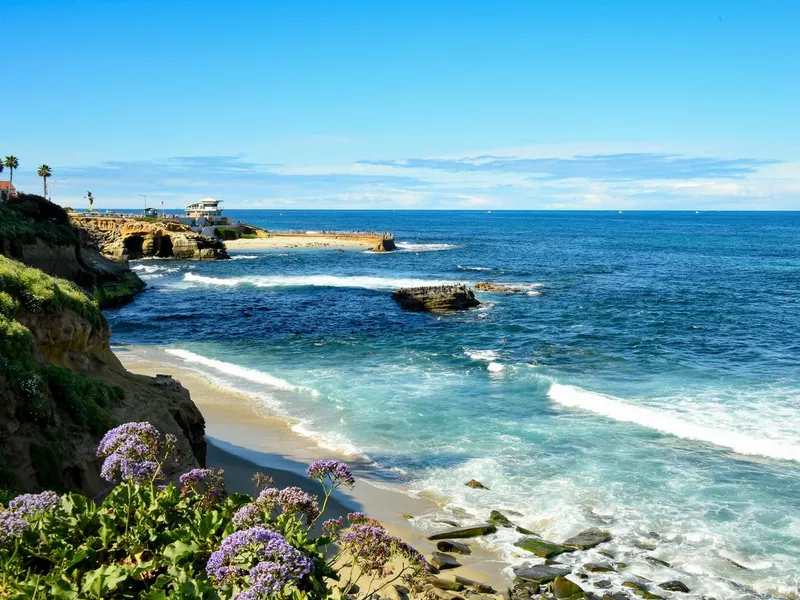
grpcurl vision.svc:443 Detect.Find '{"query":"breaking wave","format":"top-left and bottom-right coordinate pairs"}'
top-left (183, 272), bottom-right (458, 290)
top-left (548, 383), bottom-right (800, 462)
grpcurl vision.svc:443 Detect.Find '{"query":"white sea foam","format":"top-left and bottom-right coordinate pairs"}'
top-left (464, 349), bottom-right (505, 372)
top-left (290, 422), bottom-right (364, 457)
top-left (396, 242), bottom-right (460, 252)
top-left (131, 264), bottom-right (180, 274)
top-left (230, 255), bottom-right (260, 260)
top-left (548, 383), bottom-right (800, 462)
top-left (164, 349), bottom-right (319, 396)
top-left (457, 265), bottom-right (494, 271)
top-left (183, 272), bottom-right (457, 290)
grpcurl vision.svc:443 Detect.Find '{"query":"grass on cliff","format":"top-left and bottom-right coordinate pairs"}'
top-left (0, 202), bottom-right (78, 247)
top-left (0, 255), bottom-right (102, 329)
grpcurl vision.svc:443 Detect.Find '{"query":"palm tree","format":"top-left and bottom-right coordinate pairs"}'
top-left (4, 156), bottom-right (19, 189)
top-left (37, 164), bottom-right (52, 199)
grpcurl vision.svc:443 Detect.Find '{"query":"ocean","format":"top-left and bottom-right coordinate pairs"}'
top-left (107, 210), bottom-right (800, 599)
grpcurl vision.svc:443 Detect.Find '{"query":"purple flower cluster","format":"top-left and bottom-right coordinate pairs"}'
top-left (306, 460), bottom-right (355, 488)
top-left (207, 527), bottom-right (312, 599)
top-left (8, 491), bottom-right (59, 519)
top-left (0, 509), bottom-right (29, 544)
top-left (321, 517), bottom-right (343, 536)
top-left (255, 487), bottom-right (281, 512)
top-left (96, 422), bottom-right (175, 484)
top-left (232, 503), bottom-right (264, 529)
top-left (276, 486), bottom-right (320, 524)
top-left (339, 522), bottom-right (429, 586)
top-left (180, 468), bottom-right (227, 507)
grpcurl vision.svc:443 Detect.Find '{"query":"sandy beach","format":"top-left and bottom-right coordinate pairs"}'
top-left (118, 354), bottom-right (510, 590)
top-left (226, 233), bottom-right (390, 252)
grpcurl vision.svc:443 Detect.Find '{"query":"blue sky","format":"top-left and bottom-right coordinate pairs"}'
top-left (2, 0), bottom-right (799, 209)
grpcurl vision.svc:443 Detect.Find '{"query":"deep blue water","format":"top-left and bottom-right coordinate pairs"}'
top-left (107, 211), bottom-right (800, 598)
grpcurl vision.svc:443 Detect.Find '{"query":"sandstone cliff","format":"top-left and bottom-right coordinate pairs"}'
top-left (71, 215), bottom-right (229, 261)
top-left (0, 194), bottom-right (146, 307)
top-left (0, 255), bottom-right (205, 498)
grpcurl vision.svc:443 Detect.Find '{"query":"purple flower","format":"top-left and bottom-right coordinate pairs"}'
top-left (277, 486), bottom-right (319, 524)
top-left (8, 491), bottom-right (59, 519)
top-left (232, 503), bottom-right (264, 529)
top-left (96, 422), bottom-right (176, 484)
top-left (0, 510), bottom-right (29, 544)
top-left (322, 517), bottom-right (343, 536)
top-left (180, 468), bottom-right (227, 507)
top-left (339, 523), bottom-right (429, 584)
top-left (207, 527), bottom-right (312, 598)
top-left (256, 487), bottom-right (280, 512)
top-left (347, 511), bottom-right (372, 525)
top-left (306, 460), bottom-right (355, 488)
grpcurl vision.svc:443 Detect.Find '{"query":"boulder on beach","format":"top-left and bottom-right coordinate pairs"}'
top-left (551, 576), bottom-right (584, 599)
top-left (392, 285), bottom-right (480, 312)
top-left (564, 528), bottom-right (613, 550)
top-left (427, 523), bottom-right (497, 540)
top-left (430, 551), bottom-right (461, 570)
top-left (465, 479), bottom-right (488, 489)
top-left (436, 540), bottom-right (472, 555)
top-left (425, 576), bottom-right (465, 591)
top-left (623, 580), bottom-right (664, 599)
top-left (454, 575), bottom-right (494, 594)
top-left (515, 536), bottom-right (576, 559)
top-left (513, 565), bottom-right (571, 586)
top-left (488, 510), bottom-right (514, 528)
top-left (658, 580), bottom-right (690, 593)
top-left (584, 562), bottom-right (616, 573)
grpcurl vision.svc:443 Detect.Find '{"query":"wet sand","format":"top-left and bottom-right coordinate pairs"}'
top-left (118, 355), bottom-right (510, 590)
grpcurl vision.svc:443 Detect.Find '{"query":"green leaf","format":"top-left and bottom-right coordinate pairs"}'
top-left (81, 564), bottom-right (129, 597)
top-left (65, 547), bottom-right (89, 570)
top-left (162, 539), bottom-right (200, 564)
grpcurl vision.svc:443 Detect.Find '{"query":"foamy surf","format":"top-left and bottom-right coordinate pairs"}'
top-left (230, 255), bottom-right (260, 260)
top-left (183, 272), bottom-right (458, 290)
top-left (548, 383), bottom-right (800, 462)
top-left (164, 349), bottom-right (320, 397)
top-left (396, 242), bottom-right (460, 252)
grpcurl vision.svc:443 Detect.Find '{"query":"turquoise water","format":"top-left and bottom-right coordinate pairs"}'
top-left (108, 211), bottom-right (800, 598)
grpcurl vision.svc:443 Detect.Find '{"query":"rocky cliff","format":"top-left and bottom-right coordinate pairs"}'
top-left (71, 215), bottom-right (229, 261)
top-left (0, 194), bottom-right (146, 307)
top-left (0, 255), bottom-right (205, 499)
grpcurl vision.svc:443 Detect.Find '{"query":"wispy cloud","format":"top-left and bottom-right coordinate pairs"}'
top-left (359, 153), bottom-right (781, 180)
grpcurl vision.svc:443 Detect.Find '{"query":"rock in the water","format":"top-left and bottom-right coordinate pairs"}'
top-left (658, 581), bottom-right (690, 593)
top-left (514, 565), bottom-right (571, 586)
top-left (515, 536), bottom-right (576, 558)
top-left (430, 552), bottom-right (461, 570)
top-left (393, 285), bottom-right (480, 312)
top-left (488, 510), bottom-right (514, 528)
top-left (603, 594), bottom-right (632, 600)
top-left (428, 524), bottom-right (497, 540)
top-left (516, 525), bottom-right (536, 535)
top-left (563, 528), bottom-right (613, 550)
top-left (473, 282), bottom-right (538, 294)
top-left (436, 540), bottom-right (472, 555)
top-left (551, 576), bottom-right (583, 599)
top-left (454, 575), bottom-right (494, 593)
top-left (425, 576), bottom-right (465, 592)
top-left (465, 479), bottom-right (489, 490)
top-left (622, 581), bottom-right (663, 599)
top-left (645, 556), bottom-right (671, 568)
top-left (584, 562), bottom-right (616, 573)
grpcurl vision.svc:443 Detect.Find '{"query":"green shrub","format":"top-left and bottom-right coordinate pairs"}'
top-left (41, 365), bottom-right (119, 435)
top-left (240, 233), bottom-right (257, 239)
top-left (215, 228), bottom-right (240, 240)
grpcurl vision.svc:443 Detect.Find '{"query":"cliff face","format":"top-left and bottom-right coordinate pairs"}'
top-left (71, 216), bottom-right (229, 261)
top-left (0, 194), bottom-right (146, 307)
top-left (0, 256), bottom-right (206, 497)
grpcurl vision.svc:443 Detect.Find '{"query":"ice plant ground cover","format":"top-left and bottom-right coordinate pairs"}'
top-left (0, 423), bottom-right (429, 599)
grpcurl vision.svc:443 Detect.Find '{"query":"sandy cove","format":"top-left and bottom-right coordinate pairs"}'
top-left (226, 232), bottom-right (395, 252)
top-left (117, 354), bottom-right (510, 592)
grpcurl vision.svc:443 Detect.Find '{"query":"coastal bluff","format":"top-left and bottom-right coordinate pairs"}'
top-left (71, 215), bottom-right (229, 260)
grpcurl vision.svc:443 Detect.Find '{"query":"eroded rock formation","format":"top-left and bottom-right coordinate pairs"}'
top-left (71, 216), bottom-right (229, 260)
top-left (392, 285), bottom-right (480, 312)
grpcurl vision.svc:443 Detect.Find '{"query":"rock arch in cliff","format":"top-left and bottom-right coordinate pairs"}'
top-left (123, 235), bottom-right (144, 259)
top-left (155, 234), bottom-right (174, 258)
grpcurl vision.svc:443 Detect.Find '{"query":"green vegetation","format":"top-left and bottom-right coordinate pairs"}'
top-left (0, 201), bottom-right (79, 247)
top-left (240, 233), bottom-right (257, 239)
top-left (93, 271), bottom-right (147, 309)
top-left (37, 164), bottom-right (52, 199)
top-left (215, 227), bottom-right (240, 240)
top-left (0, 426), bottom-right (428, 600)
top-left (0, 254), bottom-right (102, 328)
